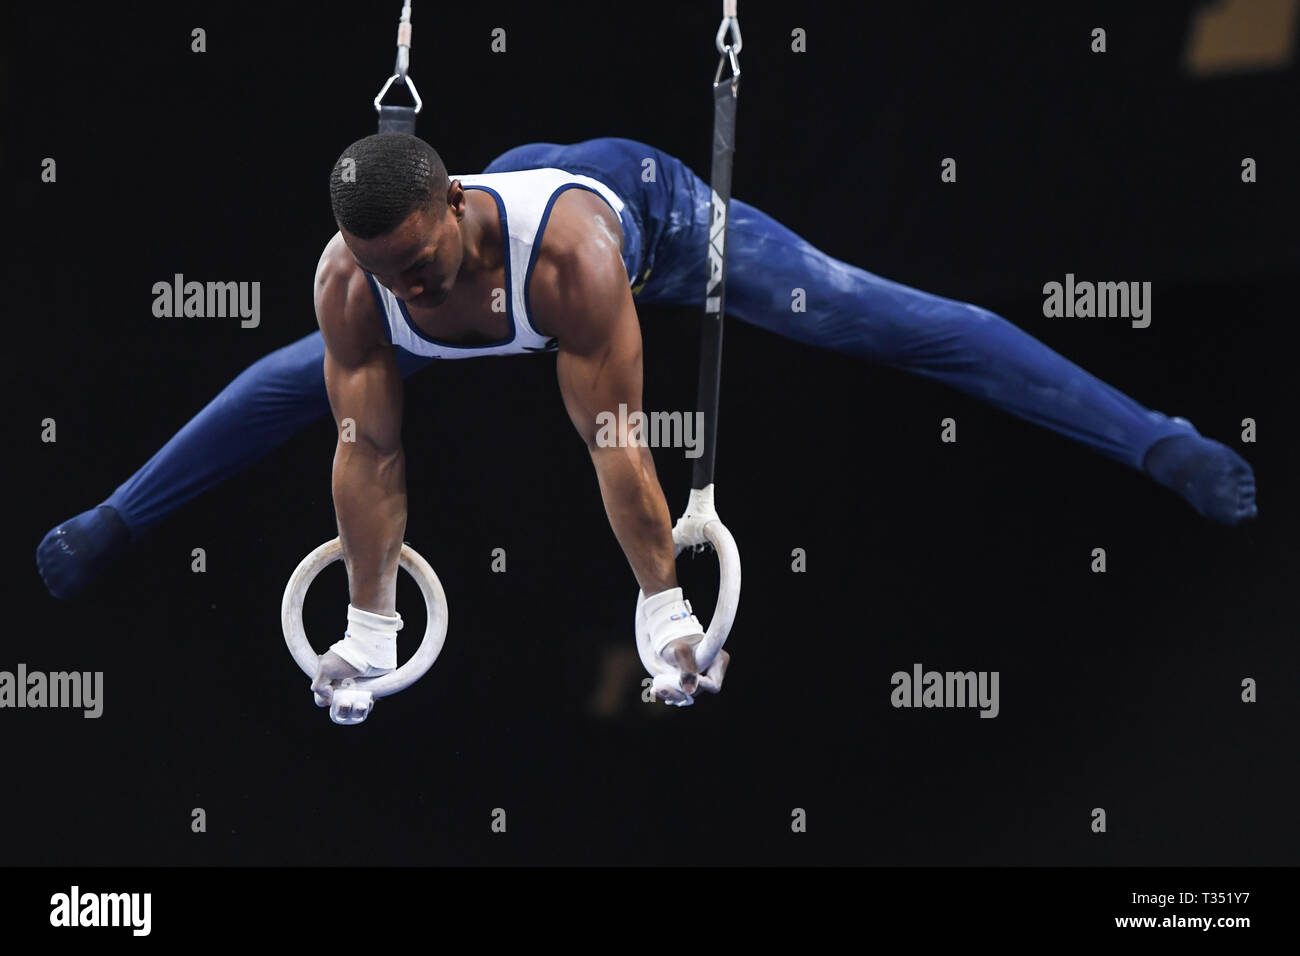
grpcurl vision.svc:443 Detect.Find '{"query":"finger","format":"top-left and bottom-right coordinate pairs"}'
top-left (656, 681), bottom-right (690, 705)
top-left (666, 640), bottom-right (699, 695)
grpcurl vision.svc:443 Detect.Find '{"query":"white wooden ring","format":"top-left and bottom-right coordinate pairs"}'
top-left (282, 537), bottom-right (448, 700)
top-left (635, 515), bottom-right (740, 702)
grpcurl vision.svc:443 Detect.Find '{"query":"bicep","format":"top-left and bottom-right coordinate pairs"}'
top-left (555, 284), bottom-right (644, 449)
top-left (530, 197), bottom-right (644, 448)
top-left (322, 345), bottom-right (404, 455)
top-left (315, 269), bottom-right (404, 455)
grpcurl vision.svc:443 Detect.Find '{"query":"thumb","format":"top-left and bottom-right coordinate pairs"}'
top-left (696, 648), bottom-right (729, 694)
top-left (311, 658), bottom-right (336, 707)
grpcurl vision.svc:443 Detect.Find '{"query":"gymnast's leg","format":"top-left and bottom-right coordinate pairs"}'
top-left (36, 332), bottom-right (435, 599)
top-left (642, 185), bottom-right (1256, 525)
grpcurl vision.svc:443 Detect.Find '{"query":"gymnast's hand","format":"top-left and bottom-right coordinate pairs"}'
top-left (311, 650), bottom-right (365, 707)
top-left (311, 606), bottom-right (402, 706)
top-left (655, 641), bottom-right (731, 704)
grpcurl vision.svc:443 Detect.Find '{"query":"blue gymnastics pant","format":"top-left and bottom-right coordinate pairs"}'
top-left (104, 137), bottom-right (1193, 535)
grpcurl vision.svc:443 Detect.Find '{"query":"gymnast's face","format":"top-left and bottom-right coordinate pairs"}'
top-left (342, 184), bottom-right (466, 309)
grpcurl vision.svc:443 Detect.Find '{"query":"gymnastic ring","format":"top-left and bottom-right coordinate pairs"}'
top-left (635, 505), bottom-right (741, 705)
top-left (282, 537), bottom-right (448, 722)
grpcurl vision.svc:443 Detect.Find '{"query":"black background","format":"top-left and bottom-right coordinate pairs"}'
top-left (3, 0), bottom-right (1297, 865)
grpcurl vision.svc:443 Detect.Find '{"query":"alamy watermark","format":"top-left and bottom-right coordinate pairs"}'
top-left (50, 886), bottom-right (150, 936)
top-left (1042, 273), bottom-right (1151, 328)
top-left (152, 273), bottom-right (260, 328)
top-left (595, 403), bottom-right (705, 459)
top-left (0, 664), bottom-right (103, 718)
top-left (890, 662), bottom-right (999, 718)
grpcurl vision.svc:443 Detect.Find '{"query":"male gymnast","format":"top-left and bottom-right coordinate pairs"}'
top-left (37, 135), bottom-right (1258, 704)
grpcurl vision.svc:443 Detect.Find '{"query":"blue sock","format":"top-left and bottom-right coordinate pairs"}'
top-left (1142, 433), bottom-right (1258, 525)
top-left (36, 505), bottom-right (134, 600)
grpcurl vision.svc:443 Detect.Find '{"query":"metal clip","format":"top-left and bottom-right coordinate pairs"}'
top-left (374, 2), bottom-right (423, 115)
top-left (714, 1), bottom-right (742, 87)
top-left (715, 1), bottom-right (742, 56)
top-left (373, 72), bottom-right (424, 115)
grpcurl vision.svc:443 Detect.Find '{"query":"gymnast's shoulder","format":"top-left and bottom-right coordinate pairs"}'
top-left (313, 231), bottom-right (384, 364)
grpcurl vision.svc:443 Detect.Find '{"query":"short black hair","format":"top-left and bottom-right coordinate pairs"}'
top-left (329, 133), bottom-right (450, 239)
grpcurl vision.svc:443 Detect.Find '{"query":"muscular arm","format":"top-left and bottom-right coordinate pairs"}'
top-left (532, 192), bottom-right (678, 597)
top-left (314, 237), bottom-right (407, 615)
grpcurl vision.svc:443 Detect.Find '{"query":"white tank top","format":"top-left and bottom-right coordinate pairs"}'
top-left (365, 168), bottom-right (629, 359)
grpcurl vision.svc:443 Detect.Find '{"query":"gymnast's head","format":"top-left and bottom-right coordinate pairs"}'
top-left (329, 132), bottom-right (460, 308)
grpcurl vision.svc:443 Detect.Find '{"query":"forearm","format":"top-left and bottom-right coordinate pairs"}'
top-left (332, 442), bottom-right (407, 614)
top-left (589, 442), bottom-right (677, 595)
